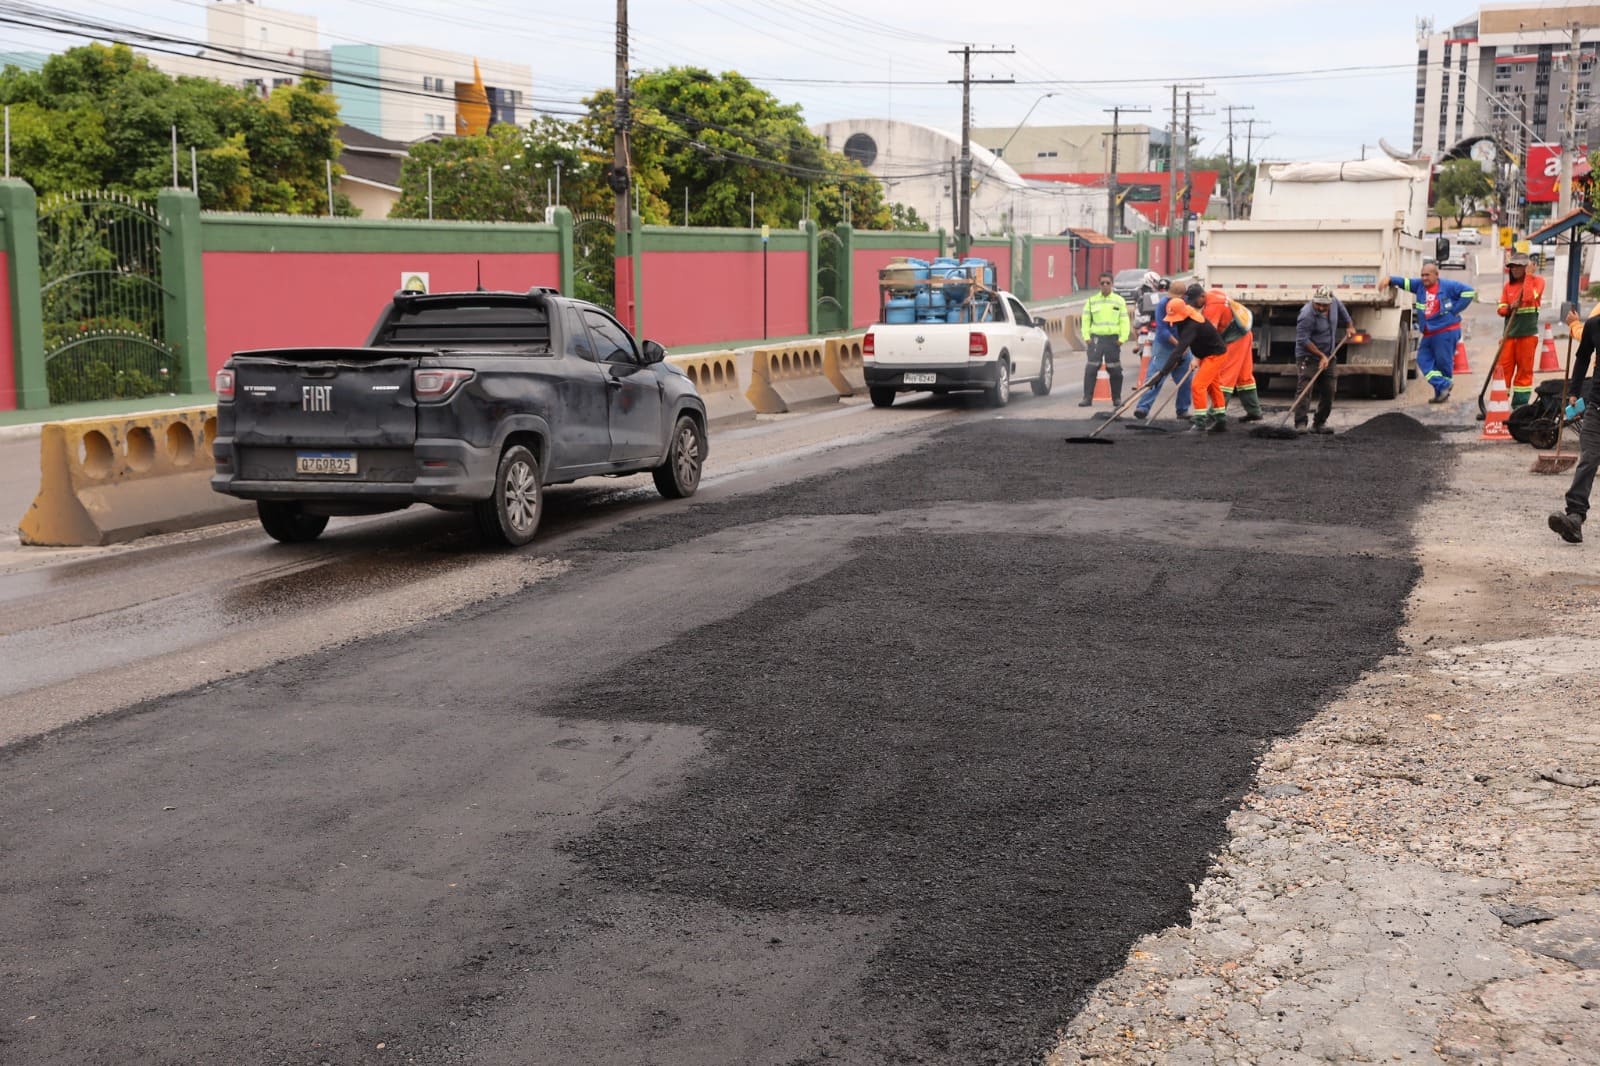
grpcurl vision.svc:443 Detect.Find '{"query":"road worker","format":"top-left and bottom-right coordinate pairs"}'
top-left (1548, 305), bottom-right (1600, 544)
top-left (1162, 295), bottom-right (1230, 433)
top-left (1497, 252), bottom-right (1545, 410)
top-left (1190, 283), bottom-right (1263, 422)
top-left (1386, 261), bottom-right (1475, 403)
top-left (1134, 279), bottom-right (1192, 421)
top-left (1079, 270), bottom-right (1130, 408)
top-left (1294, 285), bottom-right (1356, 434)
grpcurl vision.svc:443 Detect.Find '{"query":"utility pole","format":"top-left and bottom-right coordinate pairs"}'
top-left (1222, 104), bottom-right (1253, 219)
top-left (1556, 22), bottom-right (1582, 305)
top-left (1180, 88), bottom-right (1215, 227)
top-left (1164, 83), bottom-right (1204, 230)
top-left (1103, 104), bottom-right (1150, 235)
top-left (1243, 118), bottom-right (1269, 219)
top-left (611, 0), bottom-right (632, 324)
top-left (948, 44), bottom-right (1014, 255)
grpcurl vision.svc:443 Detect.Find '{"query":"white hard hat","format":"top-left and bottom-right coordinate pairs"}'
top-left (1142, 270), bottom-right (1161, 288)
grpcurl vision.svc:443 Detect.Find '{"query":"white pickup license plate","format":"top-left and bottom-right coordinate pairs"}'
top-left (902, 372), bottom-right (938, 385)
top-left (296, 451), bottom-right (358, 475)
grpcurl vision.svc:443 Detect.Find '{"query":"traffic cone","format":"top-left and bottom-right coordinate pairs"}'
top-left (1136, 345), bottom-right (1152, 387)
top-left (1093, 365), bottom-right (1112, 402)
top-left (1538, 322), bottom-right (1560, 372)
top-left (1481, 381), bottom-right (1514, 441)
top-left (1453, 339), bottom-right (1470, 374)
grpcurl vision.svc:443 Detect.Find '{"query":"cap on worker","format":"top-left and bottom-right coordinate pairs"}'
top-left (1184, 282), bottom-right (1207, 301)
top-left (1507, 252), bottom-right (1531, 267)
top-left (1164, 299), bottom-right (1200, 323)
top-left (1312, 285), bottom-right (1334, 303)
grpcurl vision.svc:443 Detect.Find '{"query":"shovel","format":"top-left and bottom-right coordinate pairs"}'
top-left (1123, 362), bottom-right (1195, 432)
top-left (1064, 369), bottom-right (1168, 445)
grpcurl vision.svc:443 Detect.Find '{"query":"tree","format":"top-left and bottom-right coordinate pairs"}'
top-left (390, 118), bottom-right (609, 222)
top-left (0, 44), bottom-right (349, 213)
top-left (889, 202), bottom-right (929, 232)
top-left (1436, 158), bottom-right (1492, 226)
top-left (580, 67), bottom-right (890, 229)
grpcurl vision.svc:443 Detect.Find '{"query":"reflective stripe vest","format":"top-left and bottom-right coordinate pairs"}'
top-left (1498, 276), bottom-right (1544, 338)
top-left (1390, 275), bottom-right (1475, 334)
top-left (1082, 292), bottom-right (1130, 342)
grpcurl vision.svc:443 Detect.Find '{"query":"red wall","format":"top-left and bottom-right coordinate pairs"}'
top-left (853, 246), bottom-right (940, 328)
top-left (1031, 244), bottom-right (1075, 302)
top-left (202, 251), bottom-right (561, 372)
top-left (640, 249), bottom-right (809, 347)
top-left (0, 251), bottom-right (13, 411)
top-left (1111, 242), bottom-right (1139, 273)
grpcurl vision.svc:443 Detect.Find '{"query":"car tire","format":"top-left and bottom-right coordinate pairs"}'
top-left (652, 414), bottom-right (705, 499)
top-left (869, 386), bottom-right (896, 408)
top-left (257, 501), bottom-right (328, 543)
top-left (1031, 347), bottom-right (1054, 396)
top-left (474, 444), bottom-right (542, 546)
top-left (988, 358), bottom-right (1011, 408)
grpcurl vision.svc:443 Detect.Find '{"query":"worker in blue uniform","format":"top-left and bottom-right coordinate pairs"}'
top-left (1384, 261), bottom-right (1476, 403)
top-left (1133, 279), bottom-right (1192, 420)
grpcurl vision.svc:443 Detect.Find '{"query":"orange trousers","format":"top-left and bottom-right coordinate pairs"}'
top-left (1496, 335), bottom-right (1536, 392)
top-left (1218, 333), bottom-right (1255, 389)
top-left (1190, 355), bottom-right (1226, 414)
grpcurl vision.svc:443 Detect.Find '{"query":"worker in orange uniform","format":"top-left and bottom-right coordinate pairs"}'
top-left (1164, 292), bottom-right (1230, 432)
top-left (1497, 251), bottom-right (1545, 409)
top-left (1190, 283), bottom-right (1263, 422)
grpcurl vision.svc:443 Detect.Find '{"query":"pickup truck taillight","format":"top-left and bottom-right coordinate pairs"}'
top-left (968, 332), bottom-right (988, 357)
top-left (413, 368), bottom-right (475, 403)
top-left (214, 368), bottom-right (235, 402)
top-left (862, 332), bottom-right (875, 361)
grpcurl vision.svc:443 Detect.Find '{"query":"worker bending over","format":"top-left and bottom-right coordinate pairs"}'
top-left (1190, 282), bottom-right (1263, 422)
top-left (1134, 279), bottom-right (1193, 421)
top-left (1385, 261), bottom-right (1475, 403)
top-left (1162, 296), bottom-right (1231, 433)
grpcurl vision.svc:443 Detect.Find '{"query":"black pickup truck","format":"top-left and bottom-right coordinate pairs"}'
top-left (211, 287), bottom-right (708, 546)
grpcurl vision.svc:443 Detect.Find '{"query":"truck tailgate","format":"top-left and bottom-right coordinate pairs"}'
top-left (868, 324), bottom-right (973, 366)
top-left (231, 349), bottom-right (418, 448)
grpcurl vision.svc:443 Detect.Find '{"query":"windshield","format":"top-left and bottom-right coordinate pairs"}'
top-left (1113, 269), bottom-right (1146, 287)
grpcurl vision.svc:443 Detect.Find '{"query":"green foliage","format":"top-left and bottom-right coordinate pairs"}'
top-left (1436, 159), bottom-right (1492, 225)
top-left (391, 118), bottom-right (606, 221)
top-left (0, 44), bottom-right (348, 214)
top-left (889, 202), bottom-right (930, 232)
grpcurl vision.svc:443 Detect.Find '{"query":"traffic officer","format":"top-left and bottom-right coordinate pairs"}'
top-left (1497, 251), bottom-right (1544, 410)
top-left (1079, 270), bottom-right (1130, 407)
top-left (1386, 261), bottom-right (1475, 403)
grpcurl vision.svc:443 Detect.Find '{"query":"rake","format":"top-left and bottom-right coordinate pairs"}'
top-left (1123, 362), bottom-right (1195, 432)
top-left (1248, 338), bottom-right (1348, 441)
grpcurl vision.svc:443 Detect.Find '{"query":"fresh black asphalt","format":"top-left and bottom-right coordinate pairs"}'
top-left (0, 413), bottom-right (1445, 1065)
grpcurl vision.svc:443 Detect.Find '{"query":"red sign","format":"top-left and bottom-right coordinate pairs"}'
top-left (1526, 143), bottom-right (1562, 203)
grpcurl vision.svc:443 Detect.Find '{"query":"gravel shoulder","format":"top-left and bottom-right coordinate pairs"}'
top-left (1050, 440), bottom-right (1600, 1065)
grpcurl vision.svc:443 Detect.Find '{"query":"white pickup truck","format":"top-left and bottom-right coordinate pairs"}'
top-left (861, 290), bottom-right (1054, 408)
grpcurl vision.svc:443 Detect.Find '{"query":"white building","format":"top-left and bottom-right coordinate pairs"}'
top-left (141, 1), bottom-right (532, 144)
top-left (812, 119), bottom-right (1113, 236)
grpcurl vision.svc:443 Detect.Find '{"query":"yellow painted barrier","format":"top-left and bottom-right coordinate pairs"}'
top-left (18, 406), bottom-right (252, 546)
top-left (666, 350), bottom-right (758, 425)
top-left (823, 335), bottom-right (866, 396)
top-left (745, 342), bottom-right (839, 414)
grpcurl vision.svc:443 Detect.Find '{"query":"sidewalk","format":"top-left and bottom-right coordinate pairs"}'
top-left (0, 393), bottom-right (214, 441)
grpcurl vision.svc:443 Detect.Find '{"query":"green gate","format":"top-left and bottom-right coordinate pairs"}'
top-left (816, 226), bottom-right (846, 333)
top-left (571, 211), bottom-right (616, 313)
top-left (37, 191), bottom-right (177, 405)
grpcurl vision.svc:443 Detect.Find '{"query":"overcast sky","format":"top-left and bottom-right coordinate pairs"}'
top-left (0, 0), bottom-right (1513, 161)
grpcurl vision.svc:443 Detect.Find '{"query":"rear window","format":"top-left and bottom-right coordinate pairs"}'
top-left (373, 303), bottom-right (551, 350)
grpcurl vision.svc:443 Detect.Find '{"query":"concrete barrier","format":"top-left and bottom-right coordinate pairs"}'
top-left (823, 335), bottom-right (866, 396)
top-left (745, 342), bottom-right (839, 414)
top-left (667, 350), bottom-right (758, 426)
top-left (18, 406), bottom-right (251, 546)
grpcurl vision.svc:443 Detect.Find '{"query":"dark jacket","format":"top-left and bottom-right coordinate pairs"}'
top-left (1171, 316), bottom-right (1228, 360)
top-left (1573, 313), bottom-right (1600, 404)
top-left (1295, 298), bottom-right (1352, 360)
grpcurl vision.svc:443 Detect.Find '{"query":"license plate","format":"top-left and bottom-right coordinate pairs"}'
top-left (296, 451), bottom-right (358, 475)
top-left (903, 372), bottom-right (937, 385)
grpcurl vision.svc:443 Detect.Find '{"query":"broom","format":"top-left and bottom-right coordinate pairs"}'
top-left (1532, 320), bottom-right (1579, 475)
top-left (1123, 362), bottom-right (1196, 432)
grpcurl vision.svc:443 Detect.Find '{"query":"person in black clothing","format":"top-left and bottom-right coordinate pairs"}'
top-left (1549, 308), bottom-right (1600, 543)
top-left (1163, 296), bottom-right (1231, 433)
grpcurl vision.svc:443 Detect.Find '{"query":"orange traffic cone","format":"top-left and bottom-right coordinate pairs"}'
top-left (1453, 339), bottom-right (1470, 374)
top-left (1538, 322), bottom-right (1560, 372)
top-left (1481, 381), bottom-right (1514, 441)
top-left (1136, 347), bottom-right (1152, 387)
top-left (1093, 365), bottom-right (1113, 402)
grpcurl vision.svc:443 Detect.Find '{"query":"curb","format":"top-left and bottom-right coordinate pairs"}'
top-left (0, 422), bottom-right (43, 443)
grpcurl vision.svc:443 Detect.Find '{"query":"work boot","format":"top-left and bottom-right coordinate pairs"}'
top-left (1438, 382), bottom-right (1453, 403)
top-left (1293, 419), bottom-right (1308, 435)
top-left (1512, 389), bottom-right (1532, 409)
top-left (1238, 388), bottom-right (1264, 421)
top-left (1549, 512), bottom-right (1584, 544)
top-left (1077, 398), bottom-right (1093, 407)
top-left (1311, 423), bottom-right (1334, 435)
top-left (1241, 411), bottom-right (1264, 423)
top-left (1207, 416), bottom-right (1228, 433)
top-left (1133, 408), bottom-right (1148, 420)
top-left (1187, 414), bottom-right (1211, 434)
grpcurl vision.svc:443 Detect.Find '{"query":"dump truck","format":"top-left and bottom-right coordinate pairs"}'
top-left (1194, 158), bottom-right (1430, 399)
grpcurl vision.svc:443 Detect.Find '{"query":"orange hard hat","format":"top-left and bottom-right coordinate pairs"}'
top-left (1164, 299), bottom-right (1198, 323)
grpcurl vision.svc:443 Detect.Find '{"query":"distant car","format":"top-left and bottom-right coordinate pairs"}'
top-left (1441, 243), bottom-right (1469, 270)
top-left (1456, 228), bottom-right (1482, 245)
top-left (1111, 268), bottom-right (1149, 303)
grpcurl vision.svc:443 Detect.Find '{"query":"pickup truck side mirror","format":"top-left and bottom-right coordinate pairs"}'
top-left (640, 339), bottom-right (667, 365)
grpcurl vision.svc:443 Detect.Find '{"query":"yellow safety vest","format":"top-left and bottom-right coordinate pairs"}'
top-left (1082, 292), bottom-right (1130, 342)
